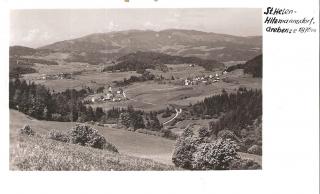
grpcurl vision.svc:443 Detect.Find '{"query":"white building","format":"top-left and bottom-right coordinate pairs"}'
top-left (185, 79), bottom-right (189, 86)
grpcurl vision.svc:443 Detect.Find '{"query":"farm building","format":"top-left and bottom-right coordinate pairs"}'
top-left (183, 74), bottom-right (221, 86)
top-left (93, 86), bottom-right (127, 103)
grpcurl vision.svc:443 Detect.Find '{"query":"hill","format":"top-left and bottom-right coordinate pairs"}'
top-left (38, 29), bottom-right (262, 63)
top-left (10, 109), bottom-right (175, 170)
top-left (226, 54), bottom-right (262, 77)
top-left (9, 45), bottom-right (36, 56)
top-left (9, 45), bottom-right (59, 78)
top-left (107, 51), bottom-right (224, 71)
top-left (10, 109), bottom-right (177, 165)
top-left (10, 134), bottom-right (175, 170)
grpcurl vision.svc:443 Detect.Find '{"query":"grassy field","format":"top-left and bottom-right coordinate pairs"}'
top-left (10, 109), bottom-right (176, 165)
top-left (148, 64), bottom-right (210, 80)
top-left (22, 62), bottom-right (139, 92)
top-left (20, 60), bottom-right (261, 113)
top-left (90, 73), bottom-right (261, 112)
top-left (10, 110), bottom-right (262, 170)
top-left (10, 133), bottom-right (175, 171)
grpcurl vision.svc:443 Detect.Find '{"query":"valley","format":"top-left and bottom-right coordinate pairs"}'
top-left (9, 28), bottom-right (263, 170)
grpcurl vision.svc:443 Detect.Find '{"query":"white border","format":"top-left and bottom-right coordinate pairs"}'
top-left (0, 1), bottom-right (319, 194)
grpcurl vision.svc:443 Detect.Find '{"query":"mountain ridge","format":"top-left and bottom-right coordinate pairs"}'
top-left (37, 29), bottom-right (262, 62)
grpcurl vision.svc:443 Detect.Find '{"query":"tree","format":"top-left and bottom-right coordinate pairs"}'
top-left (172, 128), bottom-right (201, 169)
top-left (119, 112), bottom-right (131, 128)
top-left (192, 138), bottom-right (240, 170)
top-left (198, 127), bottom-right (211, 139)
top-left (68, 124), bottom-right (107, 149)
top-left (95, 107), bottom-right (105, 121)
top-left (147, 111), bottom-right (162, 131)
top-left (96, 86), bottom-right (105, 93)
top-left (130, 111), bottom-right (145, 129)
top-left (86, 106), bottom-right (95, 121)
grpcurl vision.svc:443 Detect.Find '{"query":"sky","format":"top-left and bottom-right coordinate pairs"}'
top-left (10, 9), bottom-right (262, 48)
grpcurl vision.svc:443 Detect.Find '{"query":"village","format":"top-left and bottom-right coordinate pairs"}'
top-left (183, 70), bottom-right (228, 86)
top-left (37, 72), bottom-right (73, 80)
top-left (91, 85), bottom-right (128, 103)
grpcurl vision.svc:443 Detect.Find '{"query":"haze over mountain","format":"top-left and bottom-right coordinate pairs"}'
top-left (36, 29), bottom-right (261, 62)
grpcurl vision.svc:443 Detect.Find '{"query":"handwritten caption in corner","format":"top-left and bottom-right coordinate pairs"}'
top-left (264, 7), bottom-right (317, 34)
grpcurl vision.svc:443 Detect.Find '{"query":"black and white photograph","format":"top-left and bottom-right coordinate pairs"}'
top-left (1, 0), bottom-right (319, 193)
top-left (8, 8), bottom-right (263, 171)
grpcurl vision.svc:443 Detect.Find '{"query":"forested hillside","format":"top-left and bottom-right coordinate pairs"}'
top-left (189, 87), bottom-right (262, 155)
top-left (226, 55), bottom-right (262, 77)
top-left (106, 51), bottom-right (224, 72)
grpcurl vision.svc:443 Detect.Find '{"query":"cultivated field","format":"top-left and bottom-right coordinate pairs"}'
top-left (22, 62), bottom-right (139, 92)
top-left (90, 74), bottom-right (261, 112)
top-left (21, 61), bottom-right (261, 111)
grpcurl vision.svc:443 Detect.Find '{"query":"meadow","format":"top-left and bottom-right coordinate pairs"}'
top-left (10, 109), bottom-right (176, 165)
top-left (10, 133), bottom-right (175, 171)
top-left (10, 109), bottom-right (262, 170)
top-left (22, 62), bottom-right (139, 92)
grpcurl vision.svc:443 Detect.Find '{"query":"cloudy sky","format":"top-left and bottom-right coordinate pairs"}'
top-left (10, 9), bottom-right (262, 48)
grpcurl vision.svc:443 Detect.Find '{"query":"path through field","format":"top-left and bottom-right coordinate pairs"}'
top-left (163, 108), bottom-right (182, 125)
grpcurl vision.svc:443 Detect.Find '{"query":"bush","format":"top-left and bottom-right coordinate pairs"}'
top-left (172, 128), bottom-right (201, 169)
top-left (51, 113), bottom-right (63, 121)
top-left (47, 125), bottom-right (119, 152)
top-left (192, 138), bottom-right (240, 170)
top-left (104, 142), bottom-right (119, 153)
top-left (247, 145), bottom-right (262, 155)
top-left (229, 159), bottom-right (261, 170)
top-left (68, 124), bottom-right (107, 149)
top-left (217, 130), bottom-right (239, 142)
top-left (19, 125), bottom-right (35, 136)
top-left (161, 128), bottom-right (178, 140)
top-left (198, 127), bottom-right (211, 139)
top-left (48, 129), bottom-right (69, 143)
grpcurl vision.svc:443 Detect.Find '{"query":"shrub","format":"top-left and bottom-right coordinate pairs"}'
top-left (68, 124), bottom-right (107, 149)
top-left (19, 125), bottom-right (35, 136)
top-left (47, 125), bottom-right (118, 152)
top-left (198, 127), bottom-right (211, 139)
top-left (51, 113), bottom-right (63, 121)
top-left (48, 129), bottom-right (69, 143)
top-left (217, 130), bottom-right (239, 142)
top-left (247, 145), bottom-right (262, 155)
top-left (104, 142), bottom-right (119, 153)
top-left (161, 112), bottom-right (171, 118)
top-left (229, 159), bottom-right (261, 170)
top-left (243, 136), bottom-right (257, 147)
top-left (161, 128), bottom-right (178, 140)
top-left (192, 138), bottom-right (240, 170)
top-left (172, 128), bottom-right (201, 169)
